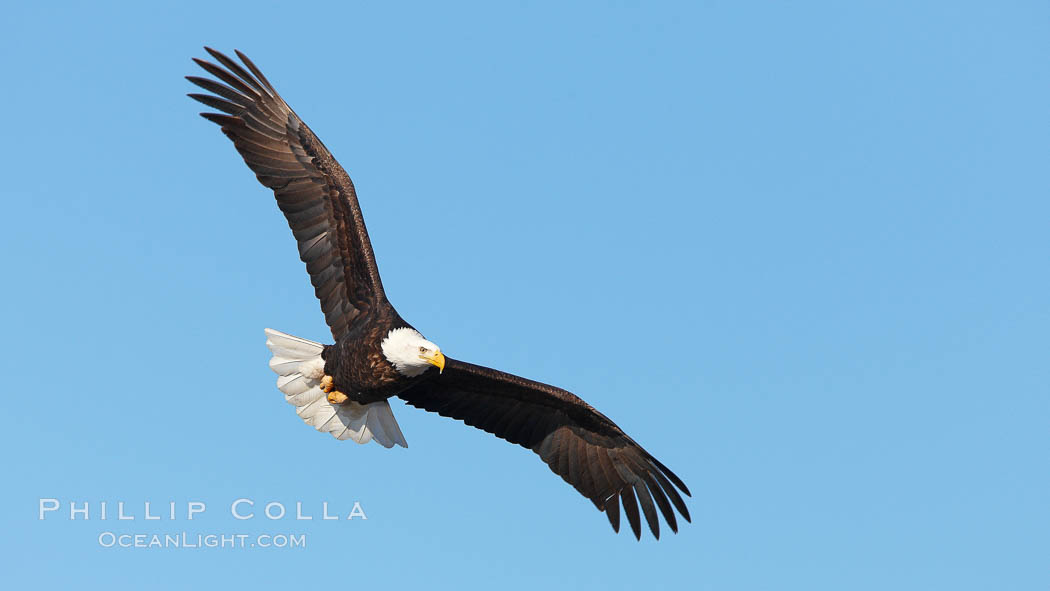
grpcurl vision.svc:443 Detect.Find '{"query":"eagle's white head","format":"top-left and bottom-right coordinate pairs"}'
top-left (381, 327), bottom-right (445, 377)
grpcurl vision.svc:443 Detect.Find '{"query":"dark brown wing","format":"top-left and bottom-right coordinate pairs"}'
top-left (187, 48), bottom-right (385, 341)
top-left (397, 357), bottom-right (691, 539)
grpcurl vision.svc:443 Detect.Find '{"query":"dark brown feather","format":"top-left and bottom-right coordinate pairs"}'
top-left (620, 486), bottom-right (642, 540)
top-left (633, 480), bottom-right (660, 540)
top-left (605, 492), bottom-right (621, 532)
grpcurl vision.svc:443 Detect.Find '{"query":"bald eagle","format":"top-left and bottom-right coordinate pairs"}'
top-left (187, 48), bottom-right (690, 539)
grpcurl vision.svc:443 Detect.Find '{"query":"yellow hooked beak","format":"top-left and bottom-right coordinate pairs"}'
top-left (420, 350), bottom-right (446, 374)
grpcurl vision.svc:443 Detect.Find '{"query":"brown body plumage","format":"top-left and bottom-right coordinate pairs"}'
top-left (189, 47), bottom-right (691, 540)
top-left (323, 321), bottom-right (417, 404)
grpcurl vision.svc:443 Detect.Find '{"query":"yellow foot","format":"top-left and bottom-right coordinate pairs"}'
top-left (320, 375), bottom-right (347, 404)
top-left (327, 391), bottom-right (349, 404)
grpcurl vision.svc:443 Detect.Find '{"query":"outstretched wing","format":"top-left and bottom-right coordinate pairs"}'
top-left (397, 358), bottom-right (691, 539)
top-left (188, 48), bottom-right (385, 341)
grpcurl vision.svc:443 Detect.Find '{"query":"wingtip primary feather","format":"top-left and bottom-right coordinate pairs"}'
top-left (234, 49), bottom-right (278, 97)
top-left (199, 112), bottom-right (239, 127)
top-left (620, 487), bottom-right (642, 541)
top-left (188, 93), bottom-right (241, 115)
top-left (604, 493), bottom-right (621, 533)
top-left (646, 453), bottom-right (691, 497)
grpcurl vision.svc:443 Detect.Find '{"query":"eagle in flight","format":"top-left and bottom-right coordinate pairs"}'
top-left (187, 48), bottom-right (690, 539)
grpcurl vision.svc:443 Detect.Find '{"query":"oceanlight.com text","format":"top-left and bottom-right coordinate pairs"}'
top-left (97, 531), bottom-right (306, 549)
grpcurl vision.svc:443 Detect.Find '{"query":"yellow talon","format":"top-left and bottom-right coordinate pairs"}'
top-left (320, 376), bottom-right (347, 404)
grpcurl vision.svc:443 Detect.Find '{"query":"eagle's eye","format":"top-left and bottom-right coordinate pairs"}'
top-left (418, 346), bottom-right (427, 354)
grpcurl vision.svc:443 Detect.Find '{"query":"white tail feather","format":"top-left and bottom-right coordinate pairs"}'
top-left (264, 328), bottom-right (408, 448)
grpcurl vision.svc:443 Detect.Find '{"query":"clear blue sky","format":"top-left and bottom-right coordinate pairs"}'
top-left (1, 1), bottom-right (1046, 589)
